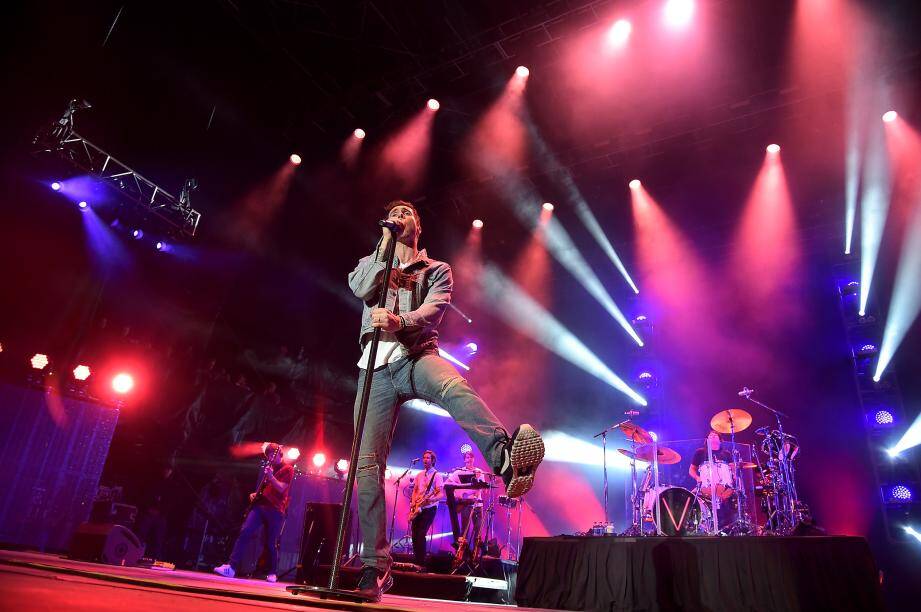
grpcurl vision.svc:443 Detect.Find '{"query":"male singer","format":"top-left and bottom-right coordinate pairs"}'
top-left (348, 200), bottom-right (544, 601)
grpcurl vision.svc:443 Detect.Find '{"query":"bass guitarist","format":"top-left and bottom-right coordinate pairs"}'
top-left (214, 442), bottom-right (294, 582)
top-left (408, 450), bottom-right (443, 569)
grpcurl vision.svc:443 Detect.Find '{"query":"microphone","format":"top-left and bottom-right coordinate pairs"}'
top-left (738, 387), bottom-right (754, 398)
top-left (379, 219), bottom-right (404, 232)
top-left (410, 457), bottom-right (421, 464)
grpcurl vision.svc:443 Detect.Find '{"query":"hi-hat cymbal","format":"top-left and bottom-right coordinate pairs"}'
top-left (617, 421), bottom-right (653, 444)
top-left (635, 444), bottom-right (682, 465)
top-left (710, 408), bottom-right (753, 434)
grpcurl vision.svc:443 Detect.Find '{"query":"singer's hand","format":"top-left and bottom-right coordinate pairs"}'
top-left (370, 307), bottom-right (402, 332)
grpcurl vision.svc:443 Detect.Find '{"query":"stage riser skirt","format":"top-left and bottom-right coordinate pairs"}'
top-left (515, 536), bottom-right (883, 611)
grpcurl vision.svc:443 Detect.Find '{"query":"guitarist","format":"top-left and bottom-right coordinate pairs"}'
top-left (408, 450), bottom-right (443, 569)
top-left (214, 443), bottom-right (294, 582)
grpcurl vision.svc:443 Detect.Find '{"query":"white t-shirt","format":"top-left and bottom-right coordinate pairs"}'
top-left (357, 262), bottom-right (409, 370)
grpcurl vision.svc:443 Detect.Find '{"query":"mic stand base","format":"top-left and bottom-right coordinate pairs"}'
top-left (286, 585), bottom-right (376, 603)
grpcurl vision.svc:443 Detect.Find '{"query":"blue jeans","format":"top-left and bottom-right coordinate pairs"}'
top-left (354, 353), bottom-right (509, 571)
top-left (228, 503), bottom-right (285, 575)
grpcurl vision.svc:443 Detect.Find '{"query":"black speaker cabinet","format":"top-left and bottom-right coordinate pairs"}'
top-left (68, 522), bottom-right (143, 567)
top-left (295, 502), bottom-right (348, 585)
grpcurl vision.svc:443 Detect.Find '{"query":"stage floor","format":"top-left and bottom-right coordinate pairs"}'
top-left (0, 549), bottom-right (544, 611)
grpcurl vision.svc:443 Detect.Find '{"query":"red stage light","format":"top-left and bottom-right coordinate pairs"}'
top-left (472, 219), bottom-right (484, 229)
top-left (312, 452), bottom-right (326, 467)
top-left (286, 447), bottom-right (301, 461)
top-left (883, 110), bottom-right (898, 123)
top-left (289, 153), bottom-right (302, 165)
top-left (30, 353), bottom-right (49, 370)
top-left (427, 98), bottom-right (440, 111)
top-left (73, 365), bottom-right (91, 381)
top-left (516, 65), bottom-right (530, 78)
top-left (353, 128), bottom-right (366, 139)
top-left (111, 372), bottom-right (134, 394)
top-left (542, 202), bottom-right (554, 212)
top-left (766, 143), bottom-right (781, 154)
top-left (629, 179), bottom-right (641, 190)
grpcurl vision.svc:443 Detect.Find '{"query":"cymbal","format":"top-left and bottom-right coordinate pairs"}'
top-left (618, 449), bottom-right (638, 461)
top-left (635, 444), bottom-right (682, 465)
top-left (733, 461), bottom-right (757, 469)
top-left (710, 408), bottom-right (753, 434)
top-left (617, 421), bottom-right (653, 444)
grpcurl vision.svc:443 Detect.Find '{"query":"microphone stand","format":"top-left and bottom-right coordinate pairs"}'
top-left (594, 420), bottom-right (630, 526)
top-left (388, 465), bottom-right (414, 546)
top-left (289, 229), bottom-right (400, 602)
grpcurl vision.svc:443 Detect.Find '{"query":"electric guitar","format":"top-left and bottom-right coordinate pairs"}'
top-left (243, 446), bottom-right (282, 518)
top-left (408, 472), bottom-right (440, 522)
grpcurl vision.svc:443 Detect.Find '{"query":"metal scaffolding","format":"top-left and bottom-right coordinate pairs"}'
top-left (33, 100), bottom-right (202, 237)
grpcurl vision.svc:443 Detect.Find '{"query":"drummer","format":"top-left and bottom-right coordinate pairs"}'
top-left (689, 430), bottom-right (733, 484)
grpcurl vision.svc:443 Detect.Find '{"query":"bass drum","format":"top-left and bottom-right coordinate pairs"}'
top-left (643, 486), bottom-right (703, 536)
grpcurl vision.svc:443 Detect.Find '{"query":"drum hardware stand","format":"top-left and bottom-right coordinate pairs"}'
top-left (741, 390), bottom-right (801, 534)
top-left (724, 411), bottom-right (754, 535)
top-left (651, 433), bottom-right (663, 535)
top-left (705, 441), bottom-right (720, 535)
top-left (287, 228), bottom-right (400, 603)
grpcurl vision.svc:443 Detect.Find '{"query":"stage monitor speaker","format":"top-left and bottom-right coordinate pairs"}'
top-left (295, 502), bottom-right (348, 585)
top-left (68, 522), bottom-right (143, 567)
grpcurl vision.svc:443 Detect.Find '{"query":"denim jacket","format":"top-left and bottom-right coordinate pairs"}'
top-left (348, 239), bottom-right (453, 356)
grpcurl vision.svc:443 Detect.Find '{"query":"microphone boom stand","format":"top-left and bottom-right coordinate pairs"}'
top-left (289, 230), bottom-right (400, 602)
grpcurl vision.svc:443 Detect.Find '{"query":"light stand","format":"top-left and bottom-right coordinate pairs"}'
top-left (288, 230), bottom-right (399, 603)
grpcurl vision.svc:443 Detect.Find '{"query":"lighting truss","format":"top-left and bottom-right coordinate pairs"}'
top-left (33, 100), bottom-right (202, 237)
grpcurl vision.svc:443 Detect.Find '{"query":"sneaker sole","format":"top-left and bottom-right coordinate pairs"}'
top-left (506, 425), bottom-right (544, 498)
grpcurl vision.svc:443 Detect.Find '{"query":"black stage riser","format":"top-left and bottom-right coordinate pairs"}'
top-left (516, 535), bottom-right (884, 612)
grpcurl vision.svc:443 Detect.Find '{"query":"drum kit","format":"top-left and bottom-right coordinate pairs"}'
top-left (595, 388), bottom-right (809, 536)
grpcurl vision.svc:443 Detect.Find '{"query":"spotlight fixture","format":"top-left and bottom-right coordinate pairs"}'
top-left (286, 447), bottom-right (301, 461)
top-left (353, 128), bottom-right (366, 139)
top-left (882, 484), bottom-right (914, 504)
top-left (155, 241), bottom-right (164, 251)
top-left (629, 179), bottom-right (641, 190)
top-left (867, 408), bottom-right (895, 428)
top-left (766, 143), bottom-right (781, 154)
top-left (335, 459), bottom-right (349, 474)
top-left (472, 219), bottom-right (484, 229)
top-left (289, 153), bottom-right (302, 165)
top-left (460, 443), bottom-right (473, 454)
top-left (515, 65), bottom-right (530, 78)
top-left (664, 0), bottom-right (695, 28)
top-left (132, 229), bottom-right (143, 239)
top-left (78, 201), bottom-right (88, 209)
top-left (72, 365), bottom-right (91, 381)
top-left (30, 353), bottom-right (49, 370)
top-left (606, 19), bottom-right (632, 47)
top-left (312, 452), bottom-right (327, 468)
top-left (882, 110), bottom-right (898, 123)
top-left (111, 372), bottom-right (134, 394)
top-left (465, 342), bottom-right (478, 354)
top-left (427, 98), bottom-right (440, 111)
top-left (542, 202), bottom-right (554, 212)
top-left (51, 182), bottom-right (62, 191)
